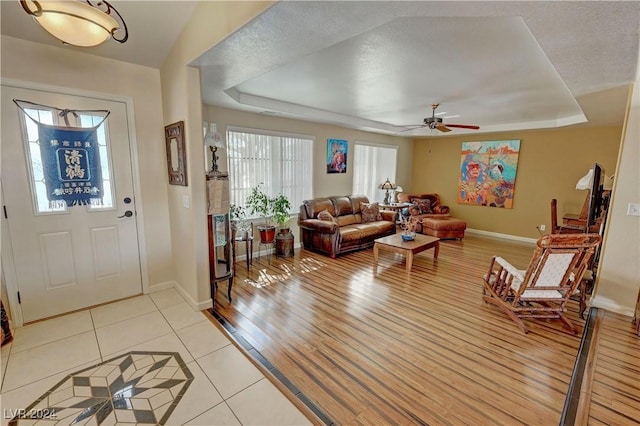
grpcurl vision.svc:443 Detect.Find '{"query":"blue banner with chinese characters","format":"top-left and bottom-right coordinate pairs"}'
top-left (39, 124), bottom-right (103, 208)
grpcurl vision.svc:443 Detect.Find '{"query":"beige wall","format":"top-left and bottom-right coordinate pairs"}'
top-left (202, 106), bottom-right (413, 247)
top-left (0, 35), bottom-right (175, 291)
top-left (592, 82), bottom-right (640, 315)
top-left (160, 2), bottom-right (274, 308)
top-left (411, 126), bottom-right (622, 239)
top-left (203, 106), bottom-right (413, 197)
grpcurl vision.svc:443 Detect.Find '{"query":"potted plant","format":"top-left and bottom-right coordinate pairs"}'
top-left (272, 194), bottom-right (294, 257)
top-left (229, 203), bottom-right (251, 238)
top-left (272, 194), bottom-right (292, 230)
top-left (246, 183), bottom-right (276, 243)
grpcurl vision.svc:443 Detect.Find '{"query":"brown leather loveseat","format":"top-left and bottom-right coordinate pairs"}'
top-left (299, 195), bottom-right (397, 258)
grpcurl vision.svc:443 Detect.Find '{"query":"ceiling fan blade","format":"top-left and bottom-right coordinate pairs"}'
top-left (395, 125), bottom-right (425, 133)
top-left (445, 124), bottom-right (480, 130)
top-left (435, 123), bottom-right (452, 133)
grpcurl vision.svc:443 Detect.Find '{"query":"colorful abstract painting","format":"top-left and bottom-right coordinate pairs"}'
top-left (458, 140), bottom-right (521, 208)
top-left (327, 139), bottom-right (348, 173)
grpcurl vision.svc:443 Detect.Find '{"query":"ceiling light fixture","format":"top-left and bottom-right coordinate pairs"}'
top-left (20, 0), bottom-right (128, 47)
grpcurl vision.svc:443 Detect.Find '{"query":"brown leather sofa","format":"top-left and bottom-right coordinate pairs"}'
top-left (398, 193), bottom-right (466, 239)
top-left (299, 195), bottom-right (397, 258)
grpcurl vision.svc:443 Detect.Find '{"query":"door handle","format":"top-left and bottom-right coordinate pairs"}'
top-left (118, 210), bottom-right (133, 218)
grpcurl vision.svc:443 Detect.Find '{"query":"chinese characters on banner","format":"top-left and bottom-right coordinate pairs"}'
top-left (39, 124), bottom-right (103, 208)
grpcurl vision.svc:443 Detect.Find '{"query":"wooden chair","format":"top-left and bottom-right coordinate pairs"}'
top-left (482, 233), bottom-right (602, 334)
top-left (551, 199), bottom-right (588, 234)
top-left (551, 192), bottom-right (610, 235)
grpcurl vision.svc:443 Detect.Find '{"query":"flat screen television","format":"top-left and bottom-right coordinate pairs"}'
top-left (586, 163), bottom-right (604, 229)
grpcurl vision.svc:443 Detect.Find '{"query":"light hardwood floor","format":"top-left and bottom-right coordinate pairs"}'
top-left (576, 309), bottom-right (640, 425)
top-left (214, 234), bottom-right (631, 425)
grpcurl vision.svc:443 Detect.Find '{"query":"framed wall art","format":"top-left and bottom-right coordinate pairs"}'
top-left (327, 138), bottom-right (348, 173)
top-left (165, 121), bottom-right (188, 186)
top-left (458, 140), bottom-right (521, 208)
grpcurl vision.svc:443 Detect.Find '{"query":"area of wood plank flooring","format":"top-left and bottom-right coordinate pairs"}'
top-left (215, 234), bottom-right (590, 425)
top-left (579, 309), bottom-right (640, 425)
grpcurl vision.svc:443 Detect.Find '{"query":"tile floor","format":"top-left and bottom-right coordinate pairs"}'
top-left (0, 289), bottom-right (312, 425)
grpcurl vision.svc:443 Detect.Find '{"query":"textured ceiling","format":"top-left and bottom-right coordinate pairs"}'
top-left (2, 1), bottom-right (637, 137)
top-left (193, 1), bottom-right (639, 136)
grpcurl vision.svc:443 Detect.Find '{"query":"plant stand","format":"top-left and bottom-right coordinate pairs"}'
top-left (275, 228), bottom-right (294, 258)
top-left (257, 225), bottom-right (276, 264)
top-left (258, 240), bottom-right (275, 264)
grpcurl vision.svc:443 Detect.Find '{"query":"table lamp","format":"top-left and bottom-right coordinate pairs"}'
top-left (204, 123), bottom-right (225, 175)
top-left (378, 178), bottom-right (397, 205)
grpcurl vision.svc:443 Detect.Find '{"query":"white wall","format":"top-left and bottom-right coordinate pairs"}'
top-left (0, 35), bottom-right (175, 293)
top-left (592, 82), bottom-right (640, 315)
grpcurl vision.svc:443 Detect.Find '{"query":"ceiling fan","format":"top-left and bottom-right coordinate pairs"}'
top-left (402, 104), bottom-right (480, 133)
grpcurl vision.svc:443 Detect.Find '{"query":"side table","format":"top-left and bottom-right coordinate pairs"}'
top-left (379, 202), bottom-right (413, 212)
top-left (231, 225), bottom-right (254, 273)
top-left (379, 202), bottom-right (413, 224)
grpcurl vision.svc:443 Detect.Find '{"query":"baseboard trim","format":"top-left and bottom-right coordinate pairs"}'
top-left (172, 282), bottom-right (213, 311)
top-left (148, 281), bottom-right (213, 311)
top-left (251, 242), bottom-right (303, 258)
top-left (147, 280), bottom-right (176, 294)
top-left (466, 228), bottom-right (537, 244)
top-left (588, 295), bottom-right (635, 317)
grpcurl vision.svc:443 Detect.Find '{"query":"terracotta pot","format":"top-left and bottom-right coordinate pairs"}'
top-left (258, 225), bottom-right (276, 243)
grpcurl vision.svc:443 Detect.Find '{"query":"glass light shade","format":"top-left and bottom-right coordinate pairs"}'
top-left (27, 1), bottom-right (119, 47)
top-left (378, 178), bottom-right (396, 190)
top-left (204, 123), bottom-right (225, 148)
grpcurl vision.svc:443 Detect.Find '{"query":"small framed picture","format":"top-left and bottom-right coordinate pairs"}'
top-left (327, 139), bottom-right (348, 174)
top-left (165, 121), bottom-right (188, 186)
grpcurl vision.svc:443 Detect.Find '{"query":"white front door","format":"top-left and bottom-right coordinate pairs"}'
top-left (1, 84), bottom-right (142, 323)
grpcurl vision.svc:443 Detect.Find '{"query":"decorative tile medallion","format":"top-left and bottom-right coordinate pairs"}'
top-left (9, 351), bottom-right (193, 425)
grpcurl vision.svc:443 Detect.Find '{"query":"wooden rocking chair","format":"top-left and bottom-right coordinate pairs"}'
top-left (482, 233), bottom-right (602, 334)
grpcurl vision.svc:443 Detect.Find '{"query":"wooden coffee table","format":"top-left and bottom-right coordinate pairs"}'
top-left (373, 233), bottom-right (440, 272)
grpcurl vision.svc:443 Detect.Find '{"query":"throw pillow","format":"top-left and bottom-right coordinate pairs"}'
top-left (414, 198), bottom-right (432, 214)
top-left (317, 209), bottom-right (334, 222)
top-left (408, 205), bottom-right (421, 216)
top-left (361, 202), bottom-right (382, 223)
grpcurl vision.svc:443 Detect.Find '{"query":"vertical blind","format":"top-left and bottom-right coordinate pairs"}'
top-left (352, 143), bottom-right (398, 202)
top-left (226, 127), bottom-right (313, 216)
